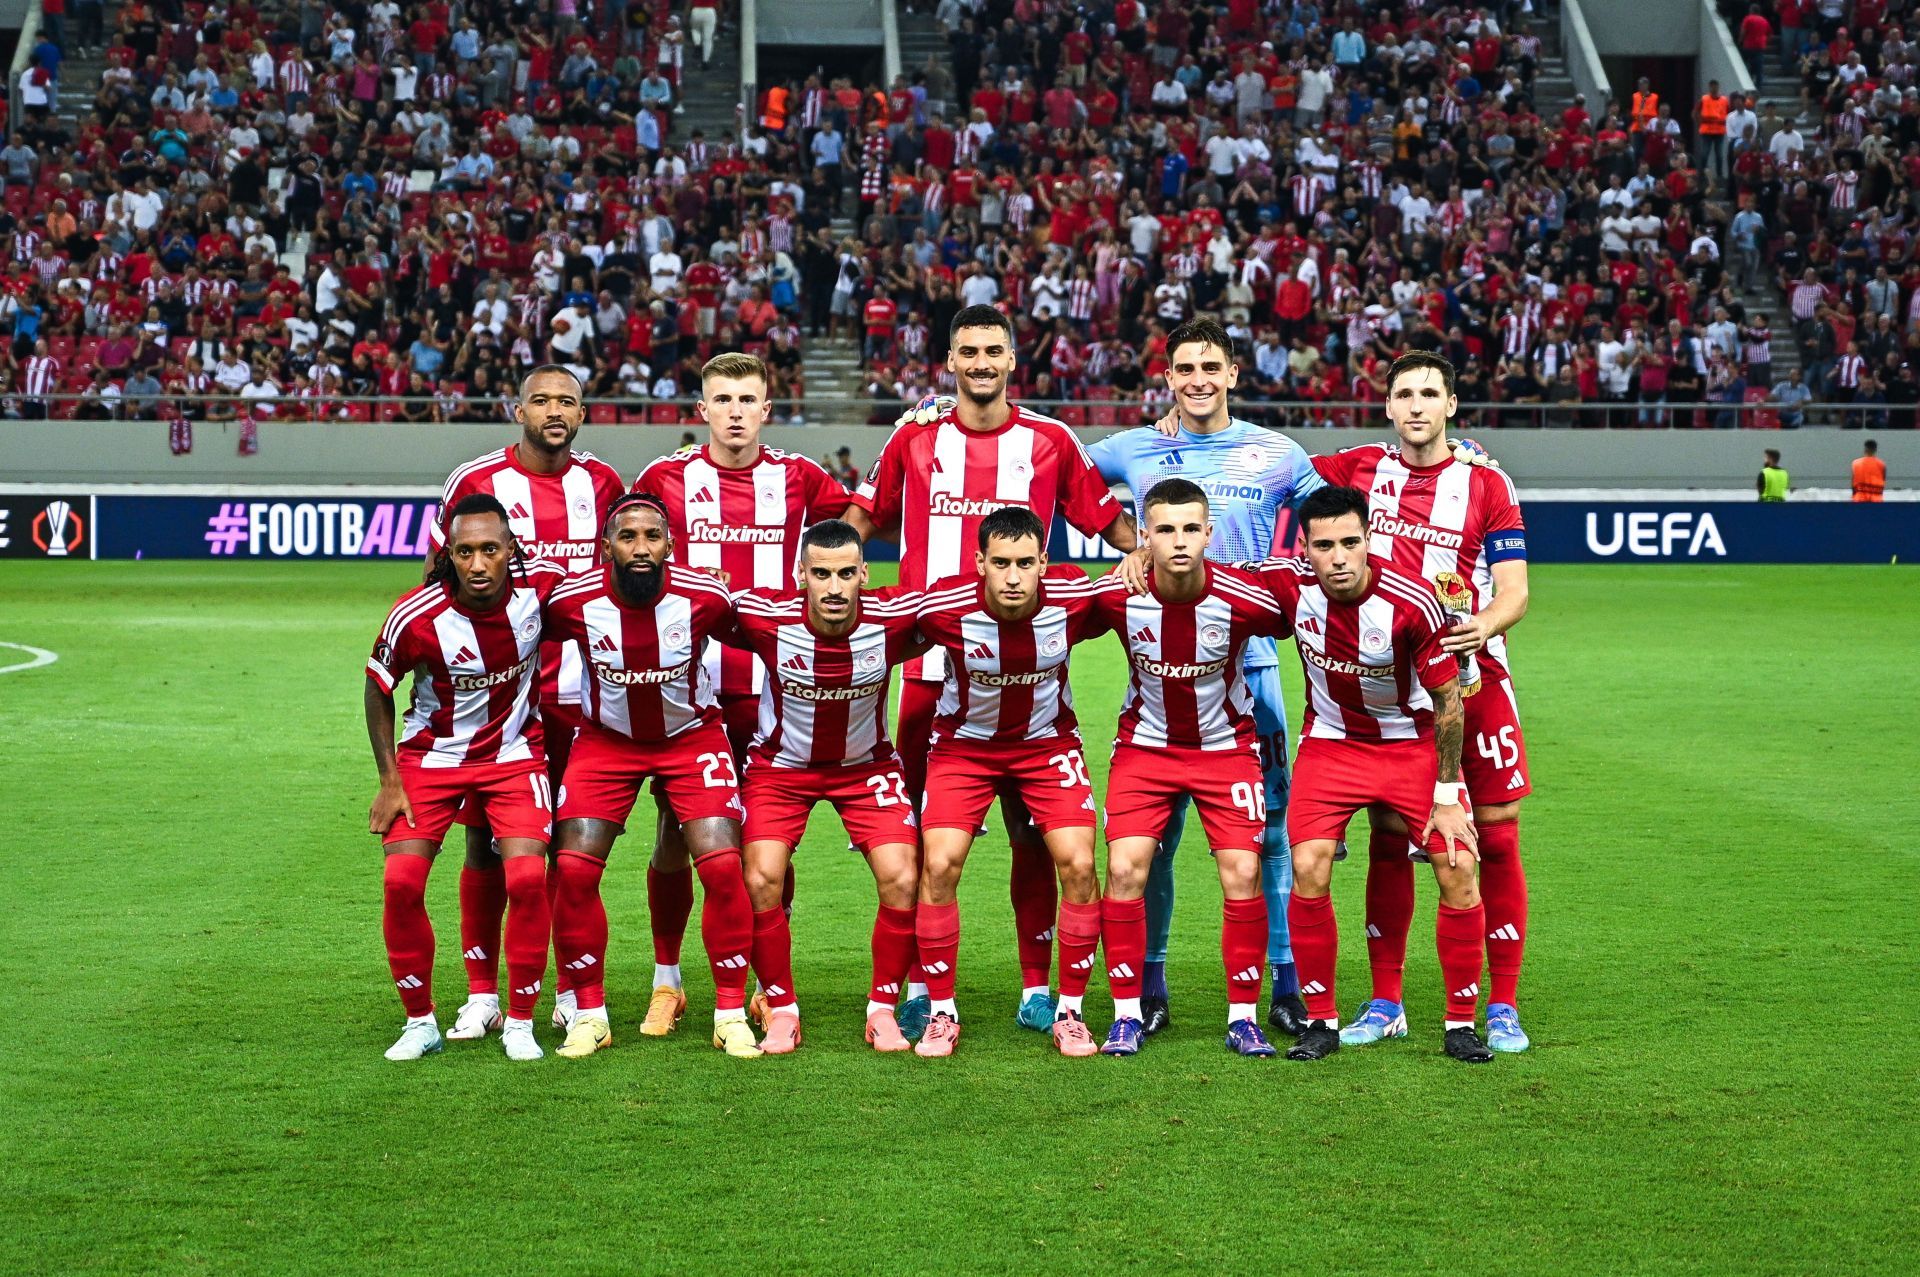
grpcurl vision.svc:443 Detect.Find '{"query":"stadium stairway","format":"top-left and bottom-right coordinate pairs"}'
top-left (803, 212), bottom-right (872, 425)
top-left (896, 7), bottom-right (956, 117)
top-left (1530, 16), bottom-right (1581, 122)
top-left (675, 16), bottom-right (745, 147)
top-left (53, 43), bottom-right (109, 129)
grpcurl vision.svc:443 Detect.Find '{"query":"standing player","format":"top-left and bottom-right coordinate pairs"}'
top-left (630, 353), bottom-right (851, 1036)
top-left (540, 495), bottom-right (763, 1060)
top-left (847, 304), bottom-right (1136, 1036)
top-left (1096, 318), bottom-right (1326, 1039)
top-left (722, 520), bottom-right (929, 1054)
top-left (913, 508), bottom-right (1109, 1058)
top-left (365, 495), bottom-right (566, 1062)
top-left (1243, 485), bottom-right (1490, 1063)
top-left (429, 365), bottom-right (627, 1040)
top-left (1088, 478), bottom-right (1291, 1059)
top-left (1310, 353), bottom-right (1534, 1053)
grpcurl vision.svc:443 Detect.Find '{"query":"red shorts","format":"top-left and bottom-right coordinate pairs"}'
top-left (720, 692), bottom-right (757, 765)
top-left (742, 757), bottom-right (920, 853)
top-left (387, 757), bottom-right (553, 847)
top-left (1461, 666), bottom-right (1531, 803)
top-left (1288, 735), bottom-right (1461, 857)
top-left (558, 721), bottom-right (745, 829)
top-left (458, 701), bottom-right (578, 827)
top-left (1102, 742), bottom-right (1265, 850)
top-left (922, 737), bottom-right (1098, 834)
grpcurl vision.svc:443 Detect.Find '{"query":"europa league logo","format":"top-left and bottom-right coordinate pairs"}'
top-left (1433, 572), bottom-right (1481, 696)
top-left (32, 500), bottom-right (82, 557)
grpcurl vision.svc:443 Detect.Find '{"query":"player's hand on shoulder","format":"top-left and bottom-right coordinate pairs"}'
top-left (1151, 406), bottom-right (1180, 437)
top-left (1441, 613), bottom-right (1493, 655)
top-left (1450, 437), bottom-right (1501, 469)
top-left (896, 393), bottom-right (955, 428)
top-left (1108, 546), bottom-right (1152, 595)
top-left (369, 778), bottom-right (414, 835)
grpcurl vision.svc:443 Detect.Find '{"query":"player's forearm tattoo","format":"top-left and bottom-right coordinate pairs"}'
top-left (1434, 683), bottom-right (1465, 784)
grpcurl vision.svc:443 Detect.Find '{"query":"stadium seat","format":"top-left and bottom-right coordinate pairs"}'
top-left (648, 405), bottom-right (678, 424)
top-left (589, 405), bottom-right (619, 423)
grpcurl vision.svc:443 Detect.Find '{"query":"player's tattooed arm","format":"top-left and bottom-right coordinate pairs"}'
top-left (365, 678), bottom-right (415, 835)
top-left (1424, 679), bottom-right (1478, 866)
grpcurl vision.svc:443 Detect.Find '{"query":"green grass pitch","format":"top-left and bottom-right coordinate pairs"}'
top-left (2, 561), bottom-right (1916, 1275)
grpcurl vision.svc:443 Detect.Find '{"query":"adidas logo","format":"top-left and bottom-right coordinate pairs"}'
top-left (1232, 966), bottom-right (1261, 983)
top-left (781, 654), bottom-right (809, 672)
top-left (1033, 927), bottom-right (1055, 943)
top-left (690, 486), bottom-right (714, 504)
top-left (875, 982), bottom-right (900, 995)
top-left (395, 974), bottom-right (424, 990)
top-left (764, 985), bottom-right (788, 997)
top-left (1129, 625), bottom-right (1157, 644)
top-left (1068, 956), bottom-right (1094, 971)
top-left (1364, 924), bottom-right (1381, 939)
top-left (1489, 924), bottom-right (1521, 942)
top-left (564, 954), bottom-right (598, 970)
top-left (515, 981), bottom-right (542, 997)
top-left (1298, 617), bottom-right (1322, 636)
top-left (1158, 449), bottom-right (1184, 467)
top-left (1375, 480), bottom-right (1397, 499)
top-left (1301, 980), bottom-right (1327, 995)
top-left (1108, 962), bottom-right (1136, 980)
top-left (1506, 773), bottom-right (1526, 791)
top-left (966, 642), bottom-right (994, 661)
top-left (463, 946), bottom-right (489, 961)
top-left (1452, 982), bottom-right (1480, 1000)
top-left (593, 633), bottom-right (618, 653)
top-left (507, 502), bottom-right (531, 520)
top-left (716, 954), bottom-right (749, 969)
top-left (451, 645), bottom-right (478, 664)
top-left (921, 960), bottom-right (951, 975)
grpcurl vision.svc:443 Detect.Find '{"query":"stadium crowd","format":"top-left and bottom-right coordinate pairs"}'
top-left (0, 0), bottom-right (1914, 428)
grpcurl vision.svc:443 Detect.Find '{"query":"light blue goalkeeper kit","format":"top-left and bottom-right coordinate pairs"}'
top-left (1087, 419), bottom-right (1325, 997)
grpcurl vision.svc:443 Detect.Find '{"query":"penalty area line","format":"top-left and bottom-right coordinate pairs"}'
top-left (0, 642), bottom-right (58, 675)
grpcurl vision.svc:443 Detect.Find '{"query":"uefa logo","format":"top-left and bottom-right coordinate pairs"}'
top-left (33, 501), bottom-right (84, 557)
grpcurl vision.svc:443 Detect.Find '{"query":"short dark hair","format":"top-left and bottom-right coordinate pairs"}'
top-left (519, 364), bottom-right (583, 397)
top-left (1765, 449), bottom-right (1781, 463)
top-left (1298, 485), bottom-right (1370, 537)
top-left (446, 492), bottom-right (512, 535)
top-left (604, 491), bottom-right (669, 536)
top-left (1165, 318), bottom-right (1235, 365)
top-left (800, 518), bottom-right (864, 557)
top-left (1386, 351), bottom-right (1457, 399)
top-left (950, 304), bottom-right (1013, 343)
top-left (1865, 439), bottom-right (1878, 454)
top-left (978, 505), bottom-right (1046, 551)
top-left (1143, 476), bottom-right (1209, 516)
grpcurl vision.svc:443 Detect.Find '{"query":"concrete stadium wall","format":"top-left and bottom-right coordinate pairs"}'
top-left (1578, 0), bottom-right (1698, 56)
top-left (2, 421), bottom-right (1913, 491)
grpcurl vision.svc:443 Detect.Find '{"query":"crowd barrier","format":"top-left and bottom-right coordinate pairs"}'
top-left (4, 490), bottom-right (1913, 564)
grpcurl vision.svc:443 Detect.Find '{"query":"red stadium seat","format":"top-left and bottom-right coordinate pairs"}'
top-left (589, 404), bottom-right (619, 423)
top-left (342, 402), bottom-right (374, 421)
top-left (618, 407), bottom-right (649, 424)
top-left (1055, 404), bottom-right (1087, 426)
top-left (1744, 386), bottom-right (1779, 429)
top-left (648, 404), bottom-right (679, 424)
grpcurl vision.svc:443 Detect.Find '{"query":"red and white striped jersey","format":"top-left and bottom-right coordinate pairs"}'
top-left (724, 587), bottom-right (925, 770)
top-left (543, 563), bottom-right (732, 743)
top-left (917, 566), bottom-right (1107, 745)
top-left (1312, 446), bottom-right (1528, 669)
top-left (1089, 565), bottom-right (1287, 752)
top-left (634, 443), bottom-right (850, 699)
top-left (852, 403), bottom-right (1124, 680)
top-left (434, 445), bottom-right (628, 704)
top-left (1250, 557), bottom-right (1456, 742)
top-left (367, 560), bottom-right (567, 768)
top-left (23, 355), bottom-right (60, 397)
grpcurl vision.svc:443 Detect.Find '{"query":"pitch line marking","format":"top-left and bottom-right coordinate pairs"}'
top-left (0, 642), bottom-right (58, 675)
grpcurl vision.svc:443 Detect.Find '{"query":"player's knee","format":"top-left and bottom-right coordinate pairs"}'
top-left (382, 860), bottom-right (427, 910)
top-left (743, 855), bottom-right (787, 908)
top-left (1433, 863), bottom-right (1481, 910)
top-left (1217, 851), bottom-right (1260, 897)
top-left (1290, 840), bottom-right (1336, 893)
top-left (1473, 803), bottom-right (1521, 832)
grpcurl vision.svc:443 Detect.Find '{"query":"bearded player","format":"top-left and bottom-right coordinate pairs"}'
top-left (629, 353), bottom-right (850, 1036)
top-left (429, 366), bottom-right (626, 1040)
top-left (1311, 353), bottom-right (1533, 1053)
top-left (366, 495), bottom-right (567, 1062)
top-left (1097, 318), bottom-right (1326, 1039)
top-left (1088, 478), bottom-right (1291, 1059)
top-left (912, 508), bottom-right (1109, 1058)
top-left (1240, 486), bottom-right (1490, 1064)
top-left (720, 520), bottom-right (929, 1054)
top-left (540, 495), bottom-right (763, 1060)
top-left (846, 304), bottom-right (1136, 1037)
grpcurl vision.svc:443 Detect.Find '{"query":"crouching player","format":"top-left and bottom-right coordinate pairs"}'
top-left (365, 495), bottom-right (566, 1062)
top-left (913, 508), bottom-right (1108, 1058)
top-left (722, 520), bottom-right (929, 1053)
top-left (541, 494), bottom-right (762, 1060)
top-left (1089, 478), bottom-right (1291, 1058)
top-left (1245, 487), bottom-right (1491, 1063)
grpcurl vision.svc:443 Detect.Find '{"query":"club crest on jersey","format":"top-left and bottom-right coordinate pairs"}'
top-left (858, 649), bottom-right (882, 670)
top-left (517, 617), bottom-right (540, 642)
top-left (571, 498), bottom-right (592, 520)
top-left (1224, 444), bottom-right (1270, 478)
top-left (1360, 628), bottom-right (1389, 655)
top-left (1201, 624), bottom-right (1226, 648)
top-left (664, 624), bottom-right (689, 648)
top-left (1041, 634), bottom-right (1066, 656)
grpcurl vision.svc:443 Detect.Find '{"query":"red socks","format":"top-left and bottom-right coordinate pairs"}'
top-left (1101, 895), bottom-right (1145, 1001)
top-left (545, 856), bottom-right (568, 995)
top-left (648, 863), bottom-right (695, 966)
top-left (502, 856), bottom-right (550, 1020)
top-left (553, 851), bottom-right (608, 1009)
top-left (1364, 827), bottom-right (1416, 1004)
top-left (1055, 900), bottom-right (1101, 999)
top-left (1222, 896), bottom-right (1267, 1007)
top-left (694, 850), bottom-right (754, 1011)
top-left (750, 907), bottom-right (797, 1010)
top-left (1009, 833), bottom-right (1059, 988)
top-left (457, 864), bottom-right (505, 996)
top-left (1478, 818), bottom-right (1527, 1006)
top-left (1437, 902), bottom-right (1486, 1022)
top-left (915, 901), bottom-right (960, 1000)
top-left (1288, 890), bottom-right (1338, 1023)
top-left (870, 905), bottom-right (917, 1005)
top-left (383, 854), bottom-right (435, 1018)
